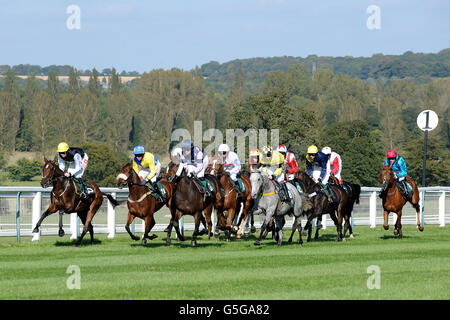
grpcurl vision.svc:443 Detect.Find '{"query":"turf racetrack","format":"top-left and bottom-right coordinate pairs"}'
top-left (0, 225), bottom-right (449, 300)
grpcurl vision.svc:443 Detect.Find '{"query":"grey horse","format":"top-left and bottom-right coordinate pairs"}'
top-left (250, 169), bottom-right (305, 247)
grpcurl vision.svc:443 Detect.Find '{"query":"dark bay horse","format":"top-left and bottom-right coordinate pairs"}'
top-left (206, 161), bottom-right (253, 241)
top-left (329, 175), bottom-right (361, 238)
top-left (116, 162), bottom-right (174, 245)
top-left (379, 164), bottom-right (423, 238)
top-left (33, 157), bottom-right (119, 246)
top-left (296, 171), bottom-right (349, 242)
top-left (164, 161), bottom-right (223, 246)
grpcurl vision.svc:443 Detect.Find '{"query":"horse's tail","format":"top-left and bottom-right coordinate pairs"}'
top-left (102, 192), bottom-right (121, 207)
top-left (353, 184), bottom-right (361, 205)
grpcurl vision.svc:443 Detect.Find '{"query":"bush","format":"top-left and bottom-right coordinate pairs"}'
top-left (7, 158), bottom-right (42, 181)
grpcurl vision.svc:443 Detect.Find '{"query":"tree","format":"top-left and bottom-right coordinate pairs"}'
top-left (47, 70), bottom-right (59, 108)
top-left (30, 91), bottom-right (52, 153)
top-left (67, 67), bottom-right (80, 95)
top-left (109, 68), bottom-right (121, 95)
top-left (88, 68), bottom-right (101, 97)
top-left (380, 97), bottom-right (406, 148)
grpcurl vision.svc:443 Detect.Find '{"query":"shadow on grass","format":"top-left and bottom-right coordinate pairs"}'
top-left (379, 234), bottom-right (411, 240)
top-left (54, 239), bottom-right (103, 246)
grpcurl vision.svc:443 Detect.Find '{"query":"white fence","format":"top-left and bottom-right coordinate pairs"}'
top-left (0, 186), bottom-right (449, 242)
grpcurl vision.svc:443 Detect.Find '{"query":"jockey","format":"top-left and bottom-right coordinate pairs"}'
top-left (276, 144), bottom-right (298, 181)
top-left (260, 145), bottom-right (289, 202)
top-left (305, 145), bottom-right (329, 184)
top-left (132, 145), bottom-right (163, 202)
top-left (248, 148), bottom-right (262, 170)
top-left (178, 139), bottom-right (212, 198)
top-left (218, 143), bottom-right (243, 199)
top-left (382, 149), bottom-right (410, 200)
top-left (57, 142), bottom-right (90, 200)
top-left (322, 146), bottom-right (343, 185)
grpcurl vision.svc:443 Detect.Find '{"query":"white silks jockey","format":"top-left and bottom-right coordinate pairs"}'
top-left (322, 146), bottom-right (343, 185)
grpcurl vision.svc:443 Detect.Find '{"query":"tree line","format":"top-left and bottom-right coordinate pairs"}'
top-left (0, 61), bottom-right (448, 187)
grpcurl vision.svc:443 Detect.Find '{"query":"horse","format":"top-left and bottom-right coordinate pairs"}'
top-left (164, 161), bottom-right (223, 246)
top-left (328, 175), bottom-right (361, 238)
top-left (33, 157), bottom-right (119, 246)
top-left (249, 168), bottom-right (305, 247)
top-left (206, 160), bottom-right (253, 241)
top-left (379, 164), bottom-right (423, 238)
top-left (116, 162), bottom-right (174, 245)
top-left (295, 170), bottom-right (349, 242)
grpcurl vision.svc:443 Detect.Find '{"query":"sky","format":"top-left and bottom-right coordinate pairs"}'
top-left (0, 0), bottom-right (449, 73)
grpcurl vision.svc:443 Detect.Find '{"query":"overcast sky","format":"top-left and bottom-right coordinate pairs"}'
top-left (1, 0), bottom-right (448, 73)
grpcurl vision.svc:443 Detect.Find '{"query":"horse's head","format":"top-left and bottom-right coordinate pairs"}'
top-left (164, 161), bottom-right (184, 182)
top-left (209, 159), bottom-right (225, 176)
top-left (379, 164), bottom-right (394, 192)
top-left (250, 167), bottom-right (265, 199)
top-left (41, 157), bottom-right (59, 188)
top-left (116, 162), bottom-right (138, 188)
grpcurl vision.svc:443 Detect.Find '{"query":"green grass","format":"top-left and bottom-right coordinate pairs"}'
top-left (0, 225), bottom-right (449, 300)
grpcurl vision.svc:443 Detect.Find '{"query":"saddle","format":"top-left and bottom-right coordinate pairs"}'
top-left (319, 182), bottom-right (339, 204)
top-left (271, 180), bottom-right (292, 204)
top-left (397, 178), bottom-right (413, 201)
top-left (72, 177), bottom-right (94, 197)
top-left (144, 180), bottom-right (167, 201)
top-left (192, 177), bottom-right (215, 195)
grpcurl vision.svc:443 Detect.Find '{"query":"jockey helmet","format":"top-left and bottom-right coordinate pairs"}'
top-left (218, 144), bottom-right (230, 153)
top-left (387, 149), bottom-right (397, 158)
top-left (322, 146), bottom-right (331, 155)
top-left (182, 140), bottom-right (193, 151)
top-left (249, 148), bottom-right (260, 157)
top-left (307, 145), bottom-right (318, 154)
top-left (57, 142), bottom-right (69, 153)
top-left (171, 147), bottom-right (182, 158)
top-left (133, 145), bottom-right (145, 155)
top-left (276, 144), bottom-right (287, 153)
top-left (262, 145), bottom-right (273, 157)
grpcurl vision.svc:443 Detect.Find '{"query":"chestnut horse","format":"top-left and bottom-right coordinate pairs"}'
top-left (33, 157), bottom-right (119, 246)
top-left (206, 160), bottom-right (253, 241)
top-left (379, 164), bottom-right (423, 238)
top-left (117, 162), bottom-right (174, 245)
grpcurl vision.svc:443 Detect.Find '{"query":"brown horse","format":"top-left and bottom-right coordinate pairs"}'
top-left (328, 175), bottom-right (361, 238)
top-left (164, 161), bottom-right (223, 246)
top-left (206, 160), bottom-right (253, 241)
top-left (296, 170), bottom-right (349, 242)
top-left (33, 157), bottom-right (119, 246)
top-left (379, 164), bottom-right (423, 238)
top-left (116, 162), bottom-right (174, 245)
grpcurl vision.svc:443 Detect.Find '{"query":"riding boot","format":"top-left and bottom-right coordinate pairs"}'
top-left (151, 181), bottom-right (164, 202)
top-left (328, 184), bottom-right (339, 204)
top-left (281, 182), bottom-right (290, 202)
top-left (400, 180), bottom-right (411, 201)
top-left (232, 180), bottom-right (243, 201)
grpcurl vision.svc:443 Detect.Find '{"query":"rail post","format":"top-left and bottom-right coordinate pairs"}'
top-left (107, 192), bottom-right (116, 239)
top-left (32, 192), bottom-right (41, 242)
top-left (439, 191), bottom-right (445, 227)
top-left (369, 191), bottom-right (377, 228)
top-left (16, 192), bottom-right (21, 242)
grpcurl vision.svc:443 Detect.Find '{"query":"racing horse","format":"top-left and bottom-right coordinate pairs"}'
top-left (33, 157), bottom-right (119, 246)
top-left (206, 160), bottom-right (253, 241)
top-left (164, 160), bottom-right (223, 246)
top-left (296, 170), bottom-right (349, 242)
top-left (379, 164), bottom-right (423, 239)
top-left (116, 162), bottom-right (174, 245)
top-left (250, 168), bottom-right (305, 247)
top-left (328, 175), bottom-right (361, 238)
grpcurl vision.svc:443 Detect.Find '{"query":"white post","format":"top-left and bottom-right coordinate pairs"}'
top-left (107, 192), bottom-right (116, 238)
top-left (70, 212), bottom-right (78, 239)
top-left (439, 191), bottom-right (445, 227)
top-left (322, 214), bottom-right (327, 230)
top-left (211, 207), bottom-right (216, 233)
top-left (31, 192), bottom-right (41, 242)
top-left (370, 191), bottom-right (377, 228)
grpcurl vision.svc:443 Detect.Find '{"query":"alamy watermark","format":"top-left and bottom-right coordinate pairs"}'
top-left (366, 5), bottom-right (381, 30)
top-left (66, 5), bottom-right (81, 30)
top-left (66, 265), bottom-right (81, 290)
top-left (366, 265), bottom-right (381, 289)
top-left (171, 121), bottom-right (279, 164)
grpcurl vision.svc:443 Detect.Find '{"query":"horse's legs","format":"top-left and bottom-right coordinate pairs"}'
top-left (274, 216), bottom-right (284, 247)
top-left (225, 208), bottom-right (236, 242)
top-left (33, 203), bottom-right (58, 233)
top-left (141, 214), bottom-right (156, 245)
top-left (172, 210), bottom-right (185, 242)
top-left (125, 212), bottom-right (140, 241)
top-left (383, 210), bottom-right (389, 230)
top-left (254, 213), bottom-right (272, 246)
top-left (413, 201), bottom-right (424, 232)
top-left (191, 211), bottom-right (202, 247)
top-left (335, 204), bottom-right (345, 242)
top-left (58, 210), bottom-right (65, 237)
top-left (394, 210), bottom-right (403, 239)
top-left (203, 205), bottom-right (213, 240)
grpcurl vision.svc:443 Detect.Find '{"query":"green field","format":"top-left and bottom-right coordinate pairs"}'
top-left (0, 225), bottom-right (449, 300)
